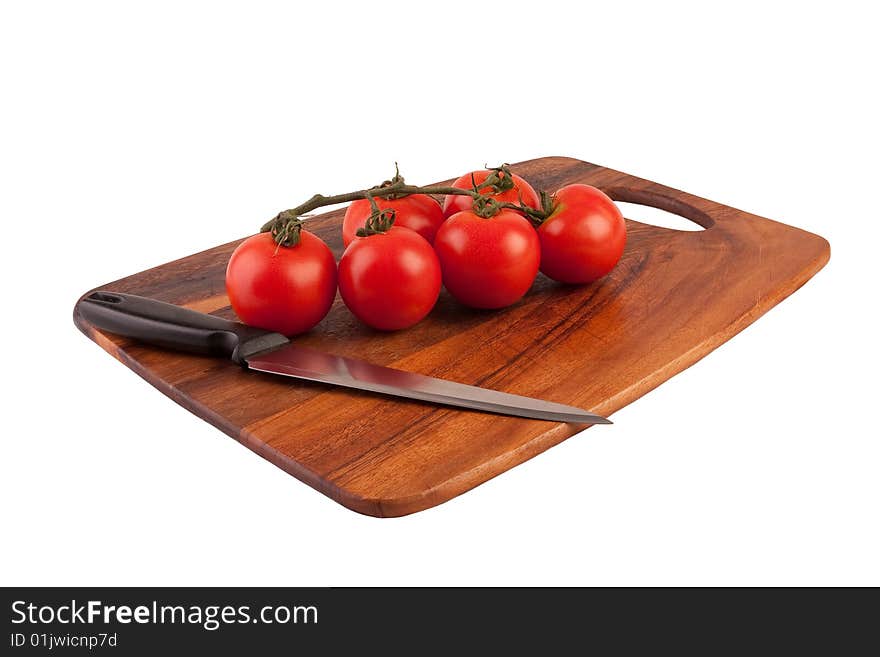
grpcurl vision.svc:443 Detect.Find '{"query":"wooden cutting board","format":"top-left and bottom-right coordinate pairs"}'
top-left (73, 157), bottom-right (829, 517)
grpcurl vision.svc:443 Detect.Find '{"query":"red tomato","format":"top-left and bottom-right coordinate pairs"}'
top-left (338, 226), bottom-right (441, 330)
top-left (537, 184), bottom-right (627, 284)
top-left (442, 170), bottom-right (541, 218)
top-left (433, 209), bottom-right (540, 309)
top-left (342, 194), bottom-right (444, 247)
top-left (225, 231), bottom-right (337, 336)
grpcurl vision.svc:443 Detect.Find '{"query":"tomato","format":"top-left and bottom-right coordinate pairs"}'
top-left (442, 169), bottom-right (541, 219)
top-left (342, 194), bottom-right (444, 247)
top-left (433, 208), bottom-right (540, 309)
top-left (537, 184), bottom-right (627, 284)
top-left (338, 226), bottom-right (441, 330)
top-left (225, 231), bottom-right (337, 336)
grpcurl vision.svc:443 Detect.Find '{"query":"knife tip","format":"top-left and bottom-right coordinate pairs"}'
top-left (566, 413), bottom-right (611, 425)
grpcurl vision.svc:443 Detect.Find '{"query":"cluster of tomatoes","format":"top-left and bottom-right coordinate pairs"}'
top-left (225, 168), bottom-right (627, 336)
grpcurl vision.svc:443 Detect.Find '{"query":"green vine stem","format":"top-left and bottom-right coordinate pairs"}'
top-left (262, 164), bottom-right (552, 246)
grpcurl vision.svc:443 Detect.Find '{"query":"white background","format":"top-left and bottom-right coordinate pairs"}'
top-left (1, 1), bottom-right (877, 586)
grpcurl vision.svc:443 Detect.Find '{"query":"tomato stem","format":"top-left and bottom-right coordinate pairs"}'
top-left (261, 164), bottom-right (552, 245)
top-left (484, 163), bottom-right (517, 193)
top-left (364, 189), bottom-right (381, 215)
top-left (471, 196), bottom-right (503, 218)
top-left (267, 213), bottom-right (304, 247)
top-left (520, 190), bottom-right (557, 227)
top-left (355, 207), bottom-right (397, 237)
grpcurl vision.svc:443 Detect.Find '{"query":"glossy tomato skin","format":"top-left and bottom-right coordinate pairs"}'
top-left (433, 209), bottom-right (540, 309)
top-left (441, 170), bottom-right (541, 218)
top-left (342, 194), bottom-right (444, 247)
top-left (338, 226), bottom-right (441, 331)
top-left (538, 184), bottom-right (627, 284)
top-left (225, 231), bottom-right (337, 336)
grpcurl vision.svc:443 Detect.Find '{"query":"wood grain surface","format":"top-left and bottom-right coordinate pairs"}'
top-left (73, 157), bottom-right (830, 517)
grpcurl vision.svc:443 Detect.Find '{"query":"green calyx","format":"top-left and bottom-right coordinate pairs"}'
top-left (261, 211), bottom-right (304, 247)
top-left (471, 195), bottom-right (502, 218)
top-left (356, 207), bottom-right (396, 237)
top-left (481, 163), bottom-right (516, 193)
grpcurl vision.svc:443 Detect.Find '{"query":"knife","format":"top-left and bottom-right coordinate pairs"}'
top-left (76, 291), bottom-right (611, 425)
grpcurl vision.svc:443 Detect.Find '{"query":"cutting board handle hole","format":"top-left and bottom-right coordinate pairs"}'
top-left (604, 188), bottom-right (713, 231)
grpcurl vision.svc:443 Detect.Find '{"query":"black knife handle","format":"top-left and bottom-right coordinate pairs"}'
top-left (76, 291), bottom-right (289, 365)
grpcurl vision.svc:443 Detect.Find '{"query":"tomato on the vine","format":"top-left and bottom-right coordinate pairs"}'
top-left (442, 169), bottom-right (541, 219)
top-left (342, 194), bottom-right (444, 247)
top-left (537, 184), bottom-right (626, 284)
top-left (338, 224), bottom-right (441, 331)
top-left (225, 230), bottom-right (337, 336)
top-left (433, 208), bottom-right (540, 309)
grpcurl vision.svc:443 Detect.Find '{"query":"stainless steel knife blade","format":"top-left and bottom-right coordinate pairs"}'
top-left (77, 291), bottom-right (611, 424)
top-left (246, 344), bottom-right (611, 424)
